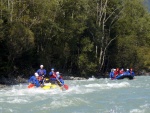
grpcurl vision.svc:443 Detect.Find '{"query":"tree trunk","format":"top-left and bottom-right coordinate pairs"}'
top-left (96, 0), bottom-right (120, 72)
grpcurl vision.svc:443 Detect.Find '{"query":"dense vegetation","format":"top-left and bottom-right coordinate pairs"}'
top-left (0, 0), bottom-right (150, 78)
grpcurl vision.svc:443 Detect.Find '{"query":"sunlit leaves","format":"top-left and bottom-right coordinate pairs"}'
top-left (114, 0), bottom-right (150, 70)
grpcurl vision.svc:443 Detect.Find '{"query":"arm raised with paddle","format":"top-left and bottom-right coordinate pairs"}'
top-left (56, 71), bottom-right (69, 90)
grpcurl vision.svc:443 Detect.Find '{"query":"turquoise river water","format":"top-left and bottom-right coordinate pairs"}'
top-left (0, 76), bottom-right (150, 113)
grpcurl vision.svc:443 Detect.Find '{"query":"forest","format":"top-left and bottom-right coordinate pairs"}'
top-left (0, 0), bottom-right (150, 79)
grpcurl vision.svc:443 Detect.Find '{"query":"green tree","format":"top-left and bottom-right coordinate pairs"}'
top-left (113, 0), bottom-right (150, 71)
top-left (85, 0), bottom-right (122, 73)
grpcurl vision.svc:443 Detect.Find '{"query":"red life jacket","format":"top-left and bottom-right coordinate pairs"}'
top-left (50, 72), bottom-right (57, 78)
top-left (114, 71), bottom-right (119, 77)
top-left (119, 70), bottom-right (124, 74)
top-left (38, 76), bottom-right (43, 81)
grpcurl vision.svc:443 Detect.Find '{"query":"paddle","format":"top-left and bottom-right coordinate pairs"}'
top-left (28, 83), bottom-right (35, 88)
top-left (63, 84), bottom-right (69, 90)
top-left (56, 78), bottom-right (69, 90)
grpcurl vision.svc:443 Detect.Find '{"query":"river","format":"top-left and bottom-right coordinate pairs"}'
top-left (0, 76), bottom-right (150, 113)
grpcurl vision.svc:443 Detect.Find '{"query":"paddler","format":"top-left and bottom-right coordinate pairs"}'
top-left (28, 73), bottom-right (41, 87)
top-left (49, 68), bottom-right (57, 84)
top-left (36, 65), bottom-right (46, 85)
top-left (130, 68), bottom-right (135, 77)
top-left (123, 69), bottom-right (130, 75)
top-left (56, 71), bottom-right (64, 87)
top-left (109, 68), bottom-right (115, 79)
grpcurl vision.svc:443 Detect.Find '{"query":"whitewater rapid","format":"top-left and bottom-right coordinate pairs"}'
top-left (0, 76), bottom-right (150, 113)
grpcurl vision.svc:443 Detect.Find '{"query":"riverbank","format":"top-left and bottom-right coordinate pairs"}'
top-left (0, 75), bottom-right (88, 88)
top-left (0, 73), bottom-right (148, 88)
top-left (0, 76), bottom-right (27, 87)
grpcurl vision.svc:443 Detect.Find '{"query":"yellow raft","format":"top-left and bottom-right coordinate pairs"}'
top-left (42, 83), bottom-right (59, 90)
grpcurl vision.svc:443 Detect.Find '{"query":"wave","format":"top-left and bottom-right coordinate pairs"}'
top-left (130, 104), bottom-right (150, 113)
top-left (84, 82), bottom-right (130, 89)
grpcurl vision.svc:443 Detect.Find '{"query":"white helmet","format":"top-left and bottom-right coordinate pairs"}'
top-left (56, 71), bottom-right (59, 75)
top-left (40, 65), bottom-right (44, 68)
top-left (35, 73), bottom-right (39, 77)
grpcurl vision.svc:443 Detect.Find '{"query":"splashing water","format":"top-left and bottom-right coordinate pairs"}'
top-left (0, 76), bottom-right (150, 113)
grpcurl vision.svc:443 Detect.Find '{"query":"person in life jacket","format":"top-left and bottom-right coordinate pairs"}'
top-left (114, 68), bottom-right (119, 78)
top-left (56, 71), bottom-right (64, 86)
top-left (109, 69), bottom-right (115, 79)
top-left (124, 69), bottom-right (130, 75)
top-left (119, 68), bottom-right (124, 75)
top-left (49, 68), bottom-right (57, 84)
top-left (116, 68), bottom-right (120, 76)
top-left (130, 68), bottom-right (135, 77)
top-left (36, 65), bottom-right (46, 84)
top-left (36, 65), bottom-right (46, 76)
top-left (28, 73), bottom-right (41, 87)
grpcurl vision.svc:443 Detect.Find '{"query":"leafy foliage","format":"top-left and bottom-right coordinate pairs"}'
top-left (0, 0), bottom-right (150, 77)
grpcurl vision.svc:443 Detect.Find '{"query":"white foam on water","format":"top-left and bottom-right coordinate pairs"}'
top-left (88, 77), bottom-right (96, 81)
top-left (63, 80), bottom-right (131, 95)
top-left (85, 83), bottom-right (101, 87)
top-left (4, 85), bottom-right (62, 96)
top-left (130, 109), bottom-right (144, 113)
top-left (106, 82), bottom-right (130, 88)
top-left (107, 109), bottom-right (118, 113)
top-left (7, 98), bottom-right (28, 104)
top-left (0, 80), bottom-right (130, 104)
top-left (140, 103), bottom-right (150, 109)
top-left (130, 103), bottom-right (150, 113)
top-left (0, 84), bottom-right (69, 104)
top-left (84, 82), bottom-right (130, 89)
top-left (66, 85), bottom-right (95, 94)
top-left (1, 77), bottom-right (150, 113)
top-left (45, 97), bottom-right (89, 109)
top-left (8, 109), bottom-right (13, 112)
top-left (48, 99), bottom-right (73, 108)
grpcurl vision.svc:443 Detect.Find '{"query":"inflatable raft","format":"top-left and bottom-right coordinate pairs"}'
top-left (28, 83), bottom-right (58, 89)
top-left (42, 83), bottom-right (58, 90)
top-left (116, 74), bottom-right (134, 80)
top-left (28, 83), bottom-right (69, 90)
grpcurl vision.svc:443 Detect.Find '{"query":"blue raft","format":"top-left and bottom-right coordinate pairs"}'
top-left (116, 74), bottom-right (134, 80)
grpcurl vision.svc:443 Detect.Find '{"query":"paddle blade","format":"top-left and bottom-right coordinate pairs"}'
top-left (63, 84), bottom-right (69, 90)
top-left (28, 84), bottom-right (35, 88)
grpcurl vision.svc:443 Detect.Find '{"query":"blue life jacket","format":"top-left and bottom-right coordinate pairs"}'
top-left (28, 76), bottom-right (40, 87)
top-left (130, 71), bottom-right (135, 77)
top-left (36, 69), bottom-right (46, 76)
top-left (123, 71), bottom-right (130, 75)
top-left (58, 78), bottom-right (64, 85)
top-left (109, 72), bottom-right (114, 79)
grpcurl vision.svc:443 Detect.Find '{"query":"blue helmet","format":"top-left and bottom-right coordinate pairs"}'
top-left (51, 68), bottom-right (54, 71)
